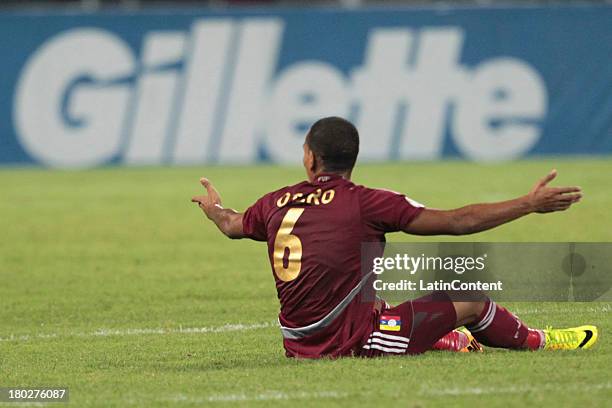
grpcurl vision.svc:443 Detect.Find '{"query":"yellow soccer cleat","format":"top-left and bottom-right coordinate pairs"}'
top-left (543, 325), bottom-right (598, 350)
top-left (457, 327), bottom-right (484, 353)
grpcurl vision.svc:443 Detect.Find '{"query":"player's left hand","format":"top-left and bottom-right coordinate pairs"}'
top-left (191, 177), bottom-right (223, 218)
top-left (527, 169), bottom-right (582, 213)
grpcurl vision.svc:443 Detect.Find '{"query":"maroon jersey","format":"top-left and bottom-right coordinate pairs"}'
top-left (242, 173), bottom-right (424, 358)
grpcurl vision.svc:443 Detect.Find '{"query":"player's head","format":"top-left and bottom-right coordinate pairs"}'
top-left (303, 116), bottom-right (359, 180)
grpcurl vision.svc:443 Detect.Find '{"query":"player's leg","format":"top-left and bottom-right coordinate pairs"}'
top-left (402, 291), bottom-right (461, 354)
top-left (452, 296), bottom-right (598, 351)
top-left (363, 292), bottom-right (597, 356)
top-left (360, 292), bottom-right (456, 356)
top-left (365, 291), bottom-right (484, 354)
top-left (404, 291), bottom-right (598, 352)
top-left (372, 295), bottom-right (481, 353)
top-left (451, 298), bottom-right (541, 349)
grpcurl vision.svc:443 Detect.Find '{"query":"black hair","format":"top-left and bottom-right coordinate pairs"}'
top-left (305, 116), bottom-right (359, 173)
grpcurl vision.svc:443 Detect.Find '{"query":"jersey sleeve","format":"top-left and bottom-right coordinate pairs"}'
top-left (242, 196), bottom-right (269, 242)
top-left (360, 187), bottom-right (425, 233)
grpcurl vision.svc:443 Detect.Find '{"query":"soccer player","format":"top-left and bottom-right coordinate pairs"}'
top-left (191, 117), bottom-right (598, 358)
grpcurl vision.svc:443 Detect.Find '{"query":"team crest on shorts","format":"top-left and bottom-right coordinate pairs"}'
top-left (380, 315), bottom-right (401, 331)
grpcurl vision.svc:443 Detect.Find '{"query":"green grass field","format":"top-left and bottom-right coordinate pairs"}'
top-left (1, 159), bottom-right (611, 407)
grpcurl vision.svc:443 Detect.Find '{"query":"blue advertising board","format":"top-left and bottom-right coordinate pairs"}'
top-left (0, 5), bottom-right (611, 167)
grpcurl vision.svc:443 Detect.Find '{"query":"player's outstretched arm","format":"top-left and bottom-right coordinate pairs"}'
top-left (404, 169), bottom-right (582, 236)
top-left (191, 178), bottom-right (246, 239)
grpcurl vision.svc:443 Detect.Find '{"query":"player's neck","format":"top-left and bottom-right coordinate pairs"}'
top-left (310, 170), bottom-right (351, 182)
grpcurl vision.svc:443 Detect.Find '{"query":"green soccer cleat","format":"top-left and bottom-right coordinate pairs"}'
top-left (543, 325), bottom-right (598, 350)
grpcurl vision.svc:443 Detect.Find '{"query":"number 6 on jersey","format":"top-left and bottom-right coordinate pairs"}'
top-left (273, 208), bottom-right (305, 281)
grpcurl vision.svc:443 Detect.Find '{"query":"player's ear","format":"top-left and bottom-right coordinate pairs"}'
top-left (310, 153), bottom-right (318, 173)
top-left (303, 144), bottom-right (314, 171)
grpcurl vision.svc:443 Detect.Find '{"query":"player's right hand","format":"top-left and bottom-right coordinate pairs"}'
top-left (191, 177), bottom-right (223, 218)
top-left (527, 169), bottom-right (582, 213)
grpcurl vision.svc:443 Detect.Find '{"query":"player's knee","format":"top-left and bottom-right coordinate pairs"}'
top-left (452, 299), bottom-right (487, 327)
top-left (441, 290), bottom-right (488, 327)
top-left (469, 300), bottom-right (487, 320)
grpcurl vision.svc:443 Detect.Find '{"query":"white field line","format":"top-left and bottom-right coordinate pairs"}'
top-left (420, 382), bottom-right (612, 397)
top-left (511, 303), bottom-right (611, 316)
top-left (163, 382), bottom-right (612, 404)
top-left (1, 303), bottom-right (609, 343)
top-left (0, 321), bottom-right (275, 343)
top-left (168, 390), bottom-right (348, 404)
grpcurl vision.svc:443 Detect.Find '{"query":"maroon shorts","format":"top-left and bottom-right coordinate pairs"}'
top-left (358, 291), bottom-right (457, 356)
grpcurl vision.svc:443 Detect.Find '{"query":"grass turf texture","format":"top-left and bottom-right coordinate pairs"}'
top-left (1, 159), bottom-right (611, 407)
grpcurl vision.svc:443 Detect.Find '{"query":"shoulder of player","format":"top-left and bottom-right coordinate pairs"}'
top-left (351, 183), bottom-right (403, 197)
top-left (353, 184), bottom-right (425, 207)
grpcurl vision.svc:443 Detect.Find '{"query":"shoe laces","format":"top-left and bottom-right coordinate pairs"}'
top-left (544, 326), bottom-right (577, 346)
